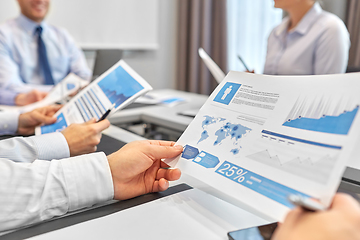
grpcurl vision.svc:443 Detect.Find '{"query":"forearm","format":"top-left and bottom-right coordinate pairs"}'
top-left (0, 152), bottom-right (113, 232)
top-left (0, 133), bottom-right (70, 162)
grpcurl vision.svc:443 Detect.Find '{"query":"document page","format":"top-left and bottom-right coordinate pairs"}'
top-left (165, 71), bottom-right (360, 221)
top-left (35, 60), bottom-right (152, 135)
top-left (0, 73), bottom-right (88, 113)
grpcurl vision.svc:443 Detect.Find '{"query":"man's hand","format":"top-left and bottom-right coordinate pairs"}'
top-left (107, 140), bottom-right (183, 200)
top-left (61, 119), bottom-right (110, 157)
top-left (15, 90), bottom-right (48, 106)
top-left (272, 193), bottom-right (360, 240)
top-left (17, 105), bottom-right (61, 135)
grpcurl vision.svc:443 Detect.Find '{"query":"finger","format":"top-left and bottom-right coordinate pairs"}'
top-left (93, 119), bottom-right (111, 132)
top-left (47, 105), bottom-right (62, 113)
top-left (152, 178), bottom-right (169, 192)
top-left (32, 111), bottom-right (57, 124)
top-left (282, 207), bottom-right (304, 224)
top-left (95, 133), bottom-right (103, 145)
top-left (331, 193), bottom-right (360, 211)
top-left (156, 168), bottom-right (181, 181)
top-left (145, 143), bottom-right (183, 160)
top-left (85, 118), bottom-right (97, 124)
top-left (40, 92), bottom-right (48, 99)
top-left (41, 105), bottom-right (62, 116)
top-left (32, 90), bottom-right (43, 101)
top-left (148, 140), bottom-right (176, 147)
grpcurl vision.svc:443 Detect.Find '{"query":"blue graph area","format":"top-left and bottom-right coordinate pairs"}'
top-left (283, 106), bottom-right (359, 135)
top-left (97, 65), bottom-right (144, 108)
top-left (41, 113), bottom-right (68, 134)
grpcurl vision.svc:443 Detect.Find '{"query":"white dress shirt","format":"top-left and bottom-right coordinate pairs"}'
top-left (0, 14), bottom-right (91, 105)
top-left (0, 111), bottom-right (70, 161)
top-left (0, 152), bottom-right (114, 232)
top-left (0, 112), bottom-right (114, 232)
top-left (263, 2), bottom-right (350, 75)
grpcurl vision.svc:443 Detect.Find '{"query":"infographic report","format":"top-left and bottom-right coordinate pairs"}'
top-left (35, 60), bottom-right (152, 135)
top-left (165, 71), bottom-right (360, 221)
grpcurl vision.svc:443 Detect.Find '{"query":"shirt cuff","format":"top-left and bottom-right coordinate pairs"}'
top-left (60, 152), bottom-right (114, 211)
top-left (0, 111), bottom-right (20, 135)
top-left (0, 91), bottom-right (18, 106)
top-left (29, 132), bottom-right (70, 160)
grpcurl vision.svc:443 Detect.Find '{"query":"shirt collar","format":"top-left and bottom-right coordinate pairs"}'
top-left (16, 13), bottom-right (46, 36)
top-left (275, 2), bottom-right (322, 36)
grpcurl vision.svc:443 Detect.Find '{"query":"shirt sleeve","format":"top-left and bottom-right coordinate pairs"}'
top-left (0, 90), bottom-right (18, 105)
top-left (263, 29), bottom-right (277, 75)
top-left (314, 18), bottom-right (350, 75)
top-left (0, 111), bottom-right (19, 135)
top-left (0, 132), bottom-right (70, 162)
top-left (0, 31), bottom-right (33, 98)
top-left (0, 152), bottom-right (114, 232)
top-left (62, 29), bottom-right (92, 81)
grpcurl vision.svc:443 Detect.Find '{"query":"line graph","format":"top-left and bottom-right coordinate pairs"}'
top-left (246, 132), bottom-right (341, 185)
top-left (247, 150), bottom-right (337, 185)
top-left (283, 95), bottom-right (359, 135)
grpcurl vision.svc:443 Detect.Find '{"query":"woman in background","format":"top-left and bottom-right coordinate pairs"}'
top-left (263, 0), bottom-right (350, 75)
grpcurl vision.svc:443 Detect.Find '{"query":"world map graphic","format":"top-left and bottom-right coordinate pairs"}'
top-left (197, 115), bottom-right (252, 155)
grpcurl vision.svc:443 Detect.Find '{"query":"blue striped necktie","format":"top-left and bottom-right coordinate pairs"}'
top-left (36, 26), bottom-right (54, 85)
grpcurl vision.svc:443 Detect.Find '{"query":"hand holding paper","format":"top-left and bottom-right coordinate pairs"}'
top-left (61, 119), bottom-right (110, 157)
top-left (107, 140), bottom-right (182, 200)
top-left (15, 89), bottom-right (48, 106)
top-left (17, 105), bottom-right (61, 135)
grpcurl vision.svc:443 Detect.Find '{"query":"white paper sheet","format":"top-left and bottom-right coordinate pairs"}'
top-left (165, 71), bottom-right (360, 221)
top-left (0, 73), bottom-right (88, 113)
top-left (27, 188), bottom-right (268, 240)
top-left (136, 91), bottom-right (186, 106)
top-left (35, 60), bottom-right (152, 135)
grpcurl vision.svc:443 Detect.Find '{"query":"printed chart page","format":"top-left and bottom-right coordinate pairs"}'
top-left (165, 71), bottom-right (360, 221)
top-left (35, 60), bottom-right (152, 135)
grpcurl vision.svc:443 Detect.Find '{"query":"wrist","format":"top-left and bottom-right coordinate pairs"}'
top-left (15, 93), bottom-right (25, 106)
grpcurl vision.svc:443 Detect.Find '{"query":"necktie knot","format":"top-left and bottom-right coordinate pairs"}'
top-left (36, 26), bottom-right (43, 36)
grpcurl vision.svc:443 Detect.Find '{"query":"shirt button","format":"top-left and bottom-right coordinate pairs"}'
top-left (3, 124), bottom-right (8, 129)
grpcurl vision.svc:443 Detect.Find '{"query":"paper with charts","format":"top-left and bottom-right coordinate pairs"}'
top-left (35, 60), bottom-right (152, 135)
top-left (165, 71), bottom-right (360, 221)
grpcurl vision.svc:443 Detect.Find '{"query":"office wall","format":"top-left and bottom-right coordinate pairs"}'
top-left (0, 0), bottom-right (159, 49)
top-left (86, 0), bottom-right (178, 90)
top-left (321, 0), bottom-right (348, 22)
top-left (122, 0), bottom-right (178, 90)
